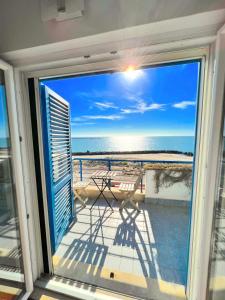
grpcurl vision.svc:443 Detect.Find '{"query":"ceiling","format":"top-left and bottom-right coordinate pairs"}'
top-left (0, 0), bottom-right (225, 53)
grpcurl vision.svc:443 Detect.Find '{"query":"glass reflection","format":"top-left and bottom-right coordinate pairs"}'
top-left (208, 113), bottom-right (225, 299)
top-left (0, 69), bottom-right (24, 287)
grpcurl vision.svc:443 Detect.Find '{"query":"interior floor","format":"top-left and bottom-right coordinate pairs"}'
top-left (0, 279), bottom-right (24, 300)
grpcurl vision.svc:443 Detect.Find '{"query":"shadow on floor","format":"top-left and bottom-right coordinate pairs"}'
top-left (114, 207), bottom-right (157, 279)
top-left (147, 203), bottom-right (190, 285)
top-left (53, 199), bottom-right (189, 300)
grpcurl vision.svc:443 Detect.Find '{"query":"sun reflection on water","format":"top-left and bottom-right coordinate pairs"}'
top-left (109, 136), bottom-right (151, 152)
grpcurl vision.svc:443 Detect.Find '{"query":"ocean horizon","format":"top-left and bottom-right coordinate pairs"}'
top-left (71, 136), bottom-right (195, 154)
top-left (0, 136), bottom-right (195, 154)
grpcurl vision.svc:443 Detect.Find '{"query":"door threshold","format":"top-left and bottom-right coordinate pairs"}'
top-left (34, 275), bottom-right (142, 300)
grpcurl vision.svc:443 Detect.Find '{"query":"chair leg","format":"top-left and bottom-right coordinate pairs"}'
top-left (129, 197), bottom-right (140, 212)
top-left (120, 198), bottom-right (129, 210)
top-left (119, 192), bottom-right (132, 210)
top-left (74, 189), bottom-right (86, 207)
top-left (119, 192), bottom-right (140, 212)
top-left (84, 189), bottom-right (89, 202)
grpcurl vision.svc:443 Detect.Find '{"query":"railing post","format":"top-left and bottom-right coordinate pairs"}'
top-left (79, 159), bottom-right (83, 181)
top-left (108, 160), bottom-right (111, 171)
top-left (108, 160), bottom-right (112, 187)
top-left (140, 161), bottom-right (143, 193)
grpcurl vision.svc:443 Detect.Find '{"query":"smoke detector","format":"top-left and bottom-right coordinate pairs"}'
top-left (41, 0), bottom-right (84, 22)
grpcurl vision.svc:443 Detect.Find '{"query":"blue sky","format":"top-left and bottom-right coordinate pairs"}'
top-left (0, 86), bottom-right (9, 140)
top-left (43, 61), bottom-right (200, 137)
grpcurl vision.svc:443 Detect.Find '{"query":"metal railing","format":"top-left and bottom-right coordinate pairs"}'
top-left (73, 157), bottom-right (193, 193)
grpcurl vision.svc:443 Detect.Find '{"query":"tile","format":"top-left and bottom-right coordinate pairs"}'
top-left (160, 268), bottom-right (178, 284)
top-left (134, 246), bottom-right (152, 263)
top-left (119, 257), bottom-right (133, 274)
top-left (135, 221), bottom-right (146, 231)
top-left (53, 200), bottom-right (190, 299)
top-left (132, 260), bottom-right (145, 277)
top-left (105, 227), bottom-right (117, 239)
top-left (121, 246), bottom-right (134, 259)
top-left (101, 236), bottom-right (114, 247)
top-left (103, 254), bottom-right (120, 270)
top-left (108, 245), bottom-right (123, 256)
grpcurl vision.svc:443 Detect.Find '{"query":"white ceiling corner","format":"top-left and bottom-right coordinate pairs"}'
top-left (1, 9), bottom-right (225, 67)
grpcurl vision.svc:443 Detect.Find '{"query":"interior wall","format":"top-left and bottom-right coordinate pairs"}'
top-left (0, 0), bottom-right (225, 53)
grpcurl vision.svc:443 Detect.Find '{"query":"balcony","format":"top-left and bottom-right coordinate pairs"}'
top-left (53, 157), bottom-right (193, 300)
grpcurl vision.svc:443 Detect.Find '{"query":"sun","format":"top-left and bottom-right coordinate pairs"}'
top-left (126, 65), bottom-right (135, 72)
top-left (123, 65), bottom-right (143, 81)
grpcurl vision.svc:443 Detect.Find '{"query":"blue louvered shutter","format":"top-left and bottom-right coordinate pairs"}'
top-left (40, 84), bottom-right (74, 253)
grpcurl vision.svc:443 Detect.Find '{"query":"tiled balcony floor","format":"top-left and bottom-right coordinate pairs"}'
top-left (53, 199), bottom-right (190, 300)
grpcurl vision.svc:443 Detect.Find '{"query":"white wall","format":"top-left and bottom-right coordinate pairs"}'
top-left (0, 0), bottom-right (225, 53)
top-left (145, 170), bottom-right (191, 203)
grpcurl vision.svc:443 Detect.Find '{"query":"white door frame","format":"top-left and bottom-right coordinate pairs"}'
top-left (198, 24), bottom-right (225, 299)
top-left (0, 59), bottom-right (33, 299)
top-left (14, 45), bottom-right (216, 300)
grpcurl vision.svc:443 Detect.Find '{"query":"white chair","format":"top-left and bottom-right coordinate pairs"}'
top-left (73, 180), bottom-right (90, 208)
top-left (119, 172), bottom-right (143, 212)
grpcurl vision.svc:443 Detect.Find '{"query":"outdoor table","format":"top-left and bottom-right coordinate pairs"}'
top-left (90, 170), bottom-right (120, 211)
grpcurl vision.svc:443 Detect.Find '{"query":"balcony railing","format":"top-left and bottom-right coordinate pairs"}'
top-left (73, 157), bottom-right (193, 193)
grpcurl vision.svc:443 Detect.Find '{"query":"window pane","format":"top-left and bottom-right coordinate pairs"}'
top-left (208, 109), bottom-right (225, 299)
top-left (0, 69), bottom-right (25, 296)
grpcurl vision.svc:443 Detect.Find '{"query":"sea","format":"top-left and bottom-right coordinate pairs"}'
top-left (71, 136), bottom-right (195, 154)
top-left (0, 136), bottom-right (195, 154)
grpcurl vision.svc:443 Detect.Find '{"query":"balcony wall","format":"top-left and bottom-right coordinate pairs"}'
top-left (145, 167), bottom-right (192, 206)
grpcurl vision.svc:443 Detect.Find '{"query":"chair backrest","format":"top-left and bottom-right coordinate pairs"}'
top-left (134, 170), bottom-right (143, 190)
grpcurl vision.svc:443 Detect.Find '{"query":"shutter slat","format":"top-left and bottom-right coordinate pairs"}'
top-left (50, 95), bottom-right (68, 110)
top-left (51, 114), bottom-right (70, 125)
top-left (51, 123), bottom-right (70, 130)
top-left (50, 105), bottom-right (69, 117)
top-left (50, 100), bottom-right (68, 114)
top-left (51, 110), bottom-right (69, 121)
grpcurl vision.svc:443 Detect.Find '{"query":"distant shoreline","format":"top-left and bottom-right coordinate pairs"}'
top-left (71, 136), bottom-right (195, 138)
top-left (72, 150), bottom-right (193, 156)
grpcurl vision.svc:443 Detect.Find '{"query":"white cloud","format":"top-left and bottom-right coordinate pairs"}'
top-left (173, 101), bottom-right (196, 109)
top-left (121, 100), bottom-right (165, 114)
top-left (73, 117), bottom-right (85, 122)
top-left (94, 101), bottom-right (118, 110)
top-left (76, 90), bottom-right (115, 99)
top-left (71, 122), bottom-right (95, 126)
top-left (85, 114), bottom-right (123, 120)
top-left (73, 114), bottom-right (123, 122)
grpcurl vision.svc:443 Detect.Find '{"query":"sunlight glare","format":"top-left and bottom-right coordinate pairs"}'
top-left (109, 135), bottom-right (148, 151)
top-left (123, 65), bottom-right (143, 81)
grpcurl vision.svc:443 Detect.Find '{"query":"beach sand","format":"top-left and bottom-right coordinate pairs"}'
top-left (73, 152), bottom-right (193, 162)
